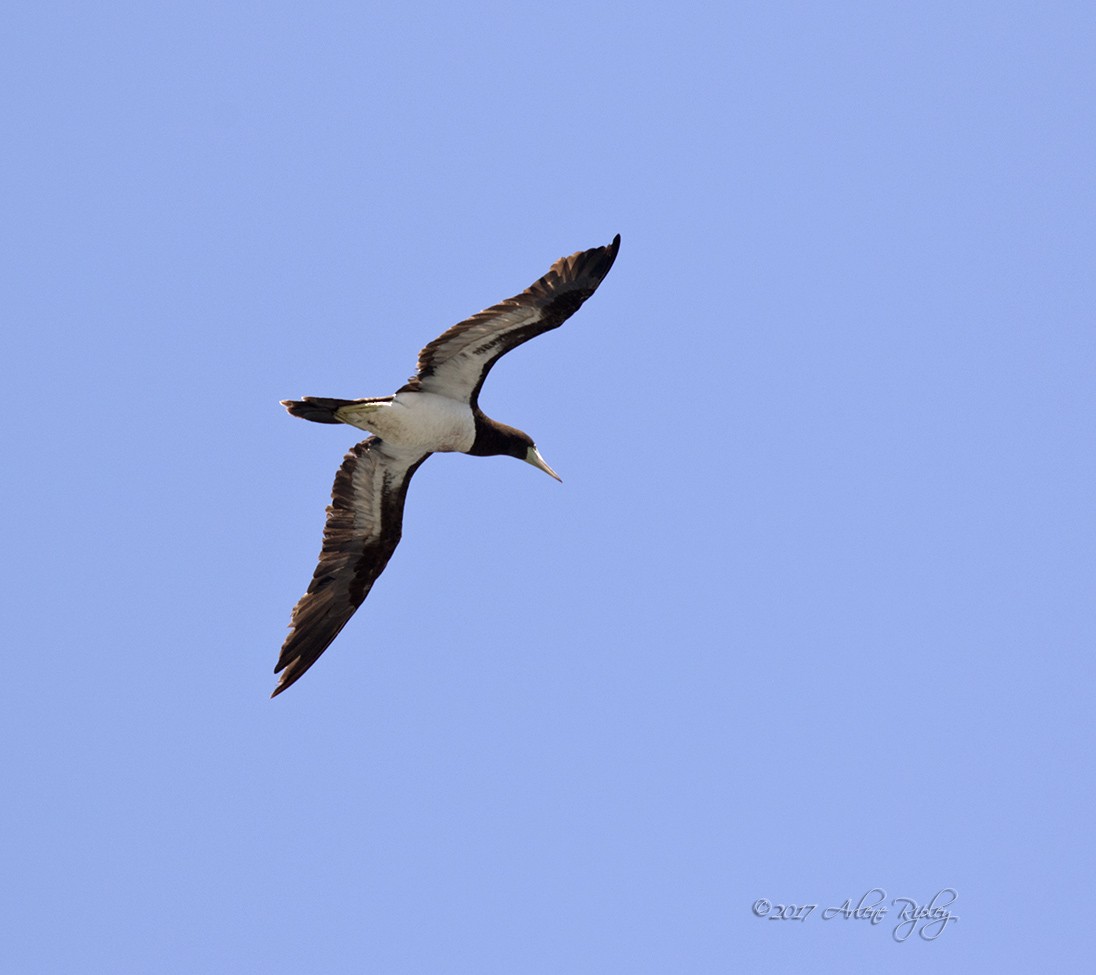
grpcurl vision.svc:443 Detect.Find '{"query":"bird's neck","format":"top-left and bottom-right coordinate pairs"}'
top-left (468, 413), bottom-right (525, 458)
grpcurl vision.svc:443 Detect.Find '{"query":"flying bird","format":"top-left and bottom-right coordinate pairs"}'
top-left (272, 234), bottom-right (621, 696)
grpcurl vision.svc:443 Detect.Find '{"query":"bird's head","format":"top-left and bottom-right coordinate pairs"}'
top-left (520, 441), bottom-right (562, 482)
top-left (506, 427), bottom-right (562, 482)
top-left (472, 419), bottom-right (562, 482)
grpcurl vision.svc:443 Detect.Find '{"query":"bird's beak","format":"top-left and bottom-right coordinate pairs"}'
top-left (524, 445), bottom-right (562, 482)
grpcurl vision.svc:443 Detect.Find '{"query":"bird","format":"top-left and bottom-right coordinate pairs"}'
top-left (271, 234), bottom-right (621, 697)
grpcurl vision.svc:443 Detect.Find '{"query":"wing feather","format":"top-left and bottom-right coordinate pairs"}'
top-left (272, 438), bottom-right (430, 697)
top-left (400, 234), bottom-right (620, 406)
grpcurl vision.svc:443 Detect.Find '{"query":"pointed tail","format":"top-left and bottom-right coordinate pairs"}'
top-left (280, 396), bottom-right (360, 424)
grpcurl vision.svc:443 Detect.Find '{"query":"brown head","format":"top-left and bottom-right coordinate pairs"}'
top-left (468, 415), bottom-right (562, 482)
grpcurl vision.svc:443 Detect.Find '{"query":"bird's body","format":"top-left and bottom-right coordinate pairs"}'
top-left (336, 392), bottom-right (477, 452)
top-left (272, 234), bottom-right (620, 697)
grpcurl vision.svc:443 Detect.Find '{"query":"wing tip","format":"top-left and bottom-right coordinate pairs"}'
top-left (561, 233), bottom-right (621, 287)
top-left (270, 654), bottom-right (304, 697)
top-left (601, 232), bottom-right (622, 274)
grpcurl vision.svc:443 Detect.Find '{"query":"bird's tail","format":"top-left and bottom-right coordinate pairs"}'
top-left (281, 396), bottom-right (360, 424)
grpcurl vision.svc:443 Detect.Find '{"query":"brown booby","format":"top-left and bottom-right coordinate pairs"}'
top-left (272, 235), bottom-right (620, 696)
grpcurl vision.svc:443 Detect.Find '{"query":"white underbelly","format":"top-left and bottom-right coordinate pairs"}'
top-left (338, 392), bottom-right (475, 452)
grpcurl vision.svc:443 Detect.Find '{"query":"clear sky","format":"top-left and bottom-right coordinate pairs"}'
top-left (3, 1), bottom-right (1093, 971)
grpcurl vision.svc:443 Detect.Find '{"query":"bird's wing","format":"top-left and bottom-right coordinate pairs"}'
top-left (272, 437), bottom-right (430, 697)
top-left (400, 234), bottom-right (620, 408)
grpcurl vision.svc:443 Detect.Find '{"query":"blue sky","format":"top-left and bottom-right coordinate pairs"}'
top-left (3, 1), bottom-right (1093, 971)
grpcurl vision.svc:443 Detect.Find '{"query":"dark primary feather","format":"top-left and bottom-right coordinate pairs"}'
top-left (272, 438), bottom-right (430, 697)
top-left (399, 234), bottom-right (621, 407)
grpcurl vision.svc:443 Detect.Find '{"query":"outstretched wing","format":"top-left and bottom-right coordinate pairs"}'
top-left (400, 234), bottom-right (620, 408)
top-left (272, 438), bottom-right (430, 697)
